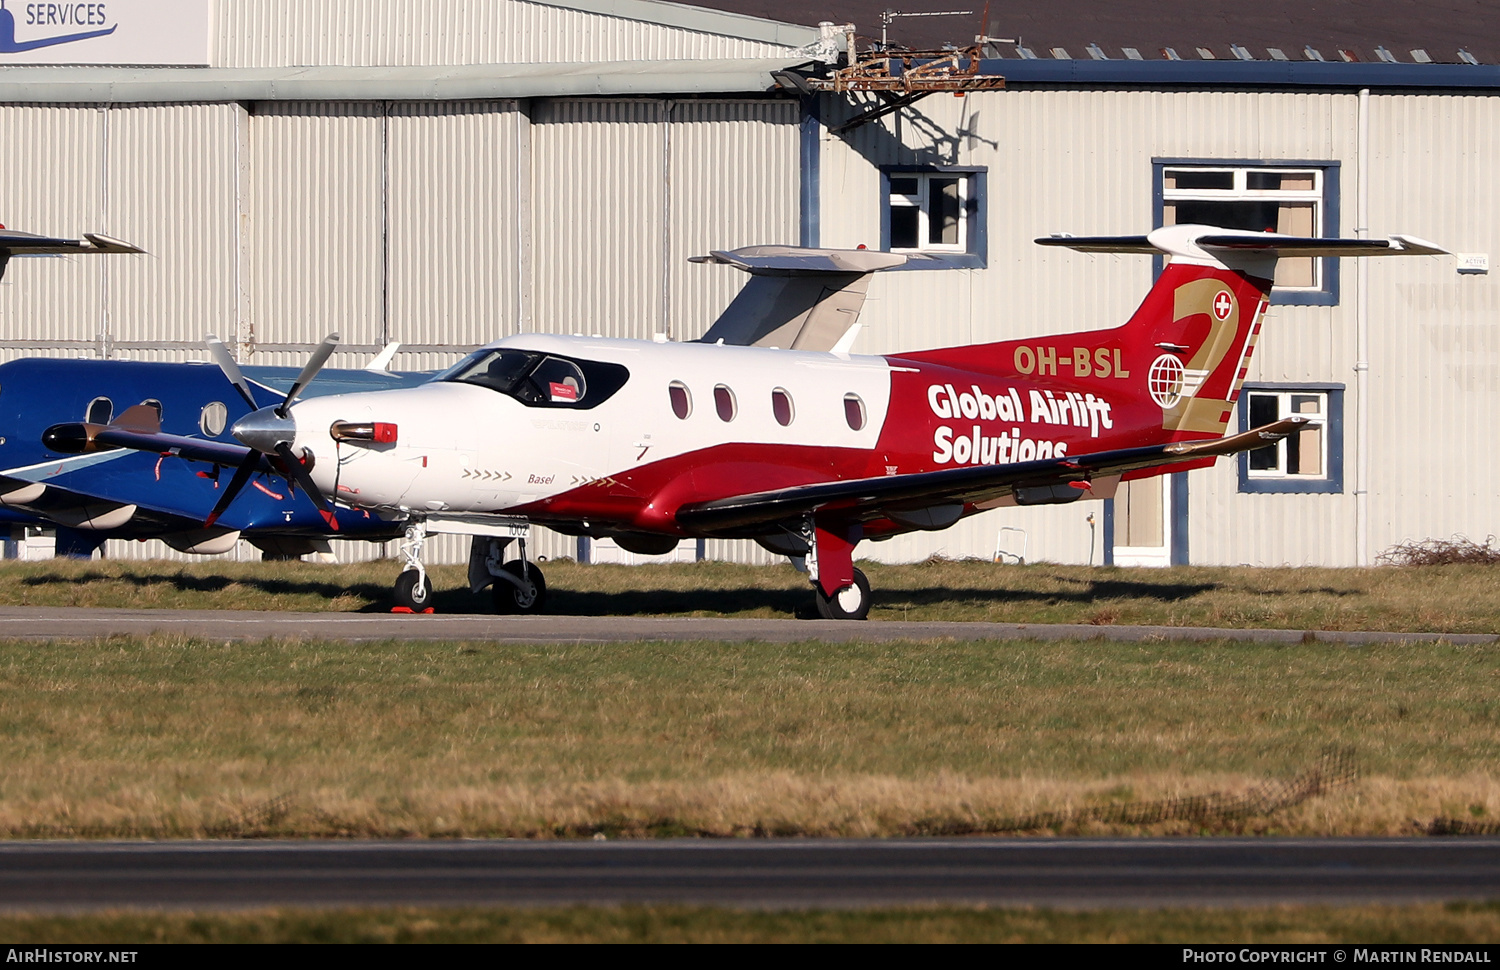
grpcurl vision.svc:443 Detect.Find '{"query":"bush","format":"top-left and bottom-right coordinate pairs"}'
top-left (1377, 535), bottom-right (1500, 566)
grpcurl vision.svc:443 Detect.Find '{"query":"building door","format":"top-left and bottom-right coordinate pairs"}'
top-left (1112, 475), bottom-right (1172, 567)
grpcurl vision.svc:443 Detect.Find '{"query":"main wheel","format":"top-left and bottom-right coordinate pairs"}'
top-left (492, 560), bottom-right (547, 614)
top-left (814, 567), bottom-right (870, 621)
top-left (393, 569), bottom-right (433, 612)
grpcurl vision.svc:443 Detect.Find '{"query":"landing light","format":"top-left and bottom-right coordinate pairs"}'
top-left (330, 420), bottom-right (398, 444)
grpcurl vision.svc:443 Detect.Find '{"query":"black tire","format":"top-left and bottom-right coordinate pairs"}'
top-left (492, 560), bottom-right (547, 614)
top-left (393, 569), bottom-right (433, 611)
top-left (814, 567), bottom-right (870, 621)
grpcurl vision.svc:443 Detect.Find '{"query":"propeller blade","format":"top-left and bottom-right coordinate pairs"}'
top-left (274, 442), bottom-right (339, 531)
top-left (277, 332), bottom-right (341, 417)
top-left (205, 334), bottom-right (259, 411)
top-left (204, 451), bottom-right (261, 528)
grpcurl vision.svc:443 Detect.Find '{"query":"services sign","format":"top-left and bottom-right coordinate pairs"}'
top-left (0, 0), bottom-right (209, 66)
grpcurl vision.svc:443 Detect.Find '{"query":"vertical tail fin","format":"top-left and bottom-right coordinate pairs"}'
top-left (898, 225), bottom-right (1445, 441)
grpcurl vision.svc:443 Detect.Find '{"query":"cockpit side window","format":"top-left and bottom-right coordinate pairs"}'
top-left (437, 348), bottom-right (628, 410)
top-left (528, 356), bottom-right (586, 404)
top-left (86, 397), bottom-right (113, 424)
top-left (444, 349), bottom-right (538, 395)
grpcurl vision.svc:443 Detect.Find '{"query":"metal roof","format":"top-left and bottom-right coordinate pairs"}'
top-left (982, 57), bottom-right (1500, 89)
top-left (0, 58), bottom-right (808, 103)
top-left (685, 0), bottom-right (1500, 66)
top-left (528, 0), bottom-right (820, 47)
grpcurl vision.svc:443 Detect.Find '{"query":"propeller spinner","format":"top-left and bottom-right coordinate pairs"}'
top-left (202, 333), bottom-right (342, 530)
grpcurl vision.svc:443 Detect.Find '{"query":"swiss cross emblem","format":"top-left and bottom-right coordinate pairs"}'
top-left (1212, 290), bottom-right (1234, 321)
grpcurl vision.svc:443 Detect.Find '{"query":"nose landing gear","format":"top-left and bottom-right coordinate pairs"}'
top-left (390, 519), bottom-right (546, 614)
top-left (392, 522), bottom-right (435, 613)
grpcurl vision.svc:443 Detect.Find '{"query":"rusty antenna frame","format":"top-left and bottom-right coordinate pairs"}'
top-left (803, 43), bottom-right (1005, 135)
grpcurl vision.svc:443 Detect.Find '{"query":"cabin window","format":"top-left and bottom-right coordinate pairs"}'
top-left (880, 167), bottom-right (987, 269)
top-left (771, 387), bottom-right (794, 427)
top-left (436, 348), bottom-right (628, 409)
top-left (86, 397), bottom-right (113, 424)
top-left (1237, 384), bottom-right (1343, 494)
top-left (199, 401), bottom-right (228, 437)
top-left (669, 382), bottom-right (692, 419)
top-left (1157, 160), bottom-right (1340, 305)
top-left (714, 385), bottom-right (737, 422)
top-left (843, 393), bottom-right (866, 431)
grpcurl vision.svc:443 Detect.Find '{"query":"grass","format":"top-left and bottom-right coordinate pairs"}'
top-left (2, 902), bottom-right (1500, 943)
top-left (3, 558), bottom-right (1500, 632)
top-left (0, 634), bottom-right (1496, 838)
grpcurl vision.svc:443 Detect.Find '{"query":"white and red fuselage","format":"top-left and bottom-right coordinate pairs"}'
top-left (281, 259), bottom-right (1272, 543)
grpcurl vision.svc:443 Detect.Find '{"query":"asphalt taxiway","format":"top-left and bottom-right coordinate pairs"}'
top-left (0, 838), bottom-right (1497, 910)
top-left (0, 605), bottom-right (1494, 645)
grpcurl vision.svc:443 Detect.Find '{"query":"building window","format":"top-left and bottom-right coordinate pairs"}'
top-left (1155, 160), bottom-right (1340, 306)
top-left (1237, 384), bottom-right (1344, 494)
top-left (880, 167), bottom-right (987, 269)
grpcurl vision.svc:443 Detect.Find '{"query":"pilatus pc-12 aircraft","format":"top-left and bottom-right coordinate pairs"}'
top-left (37, 225), bottom-right (1444, 618)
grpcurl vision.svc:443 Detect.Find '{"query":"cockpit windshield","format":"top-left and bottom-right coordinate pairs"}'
top-left (433, 348), bottom-right (629, 409)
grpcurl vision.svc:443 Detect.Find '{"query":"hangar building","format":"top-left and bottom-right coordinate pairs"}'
top-left (0, 0), bottom-right (1495, 569)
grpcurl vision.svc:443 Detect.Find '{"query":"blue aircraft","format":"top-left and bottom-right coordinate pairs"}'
top-left (0, 229), bottom-right (428, 558)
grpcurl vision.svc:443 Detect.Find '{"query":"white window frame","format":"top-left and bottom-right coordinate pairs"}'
top-left (888, 172), bottom-right (969, 254)
top-left (1244, 389), bottom-right (1330, 480)
top-left (1161, 165), bottom-right (1325, 292)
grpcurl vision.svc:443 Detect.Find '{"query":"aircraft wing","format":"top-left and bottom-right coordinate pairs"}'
top-left (675, 417), bottom-right (1307, 536)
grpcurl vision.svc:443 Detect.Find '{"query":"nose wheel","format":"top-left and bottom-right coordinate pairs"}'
top-left (393, 568), bottom-right (434, 612)
top-left (391, 522), bottom-right (436, 613)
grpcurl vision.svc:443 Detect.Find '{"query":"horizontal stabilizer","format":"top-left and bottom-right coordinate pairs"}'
top-left (0, 229), bottom-right (145, 283)
top-left (1037, 225), bottom-right (1448, 264)
top-left (0, 230), bottom-right (145, 255)
top-left (691, 245), bottom-right (924, 275)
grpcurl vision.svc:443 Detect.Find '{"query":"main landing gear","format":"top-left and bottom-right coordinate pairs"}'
top-left (390, 520), bottom-right (546, 614)
top-left (804, 518), bottom-right (870, 621)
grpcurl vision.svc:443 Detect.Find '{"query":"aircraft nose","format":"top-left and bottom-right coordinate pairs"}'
top-left (231, 406), bottom-right (297, 454)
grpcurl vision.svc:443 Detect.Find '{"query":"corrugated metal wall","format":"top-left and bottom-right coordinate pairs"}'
top-left (0, 105), bottom-right (104, 353)
top-left (667, 100), bottom-right (800, 340)
top-left (817, 87), bottom-right (1497, 568)
top-left (387, 100), bottom-right (525, 348)
top-left (248, 102), bottom-right (385, 351)
top-left (107, 104), bottom-right (240, 354)
top-left (212, 0), bottom-right (799, 68)
top-left (531, 99), bottom-right (667, 338)
top-left (1365, 94), bottom-right (1500, 554)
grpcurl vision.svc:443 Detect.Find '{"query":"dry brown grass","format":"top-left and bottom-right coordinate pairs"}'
top-left (4, 902), bottom-right (1500, 943)
top-left (4, 557), bottom-right (1500, 632)
top-left (0, 633), bottom-right (1496, 838)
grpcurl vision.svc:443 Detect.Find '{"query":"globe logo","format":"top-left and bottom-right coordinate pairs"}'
top-left (1148, 354), bottom-right (1186, 409)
